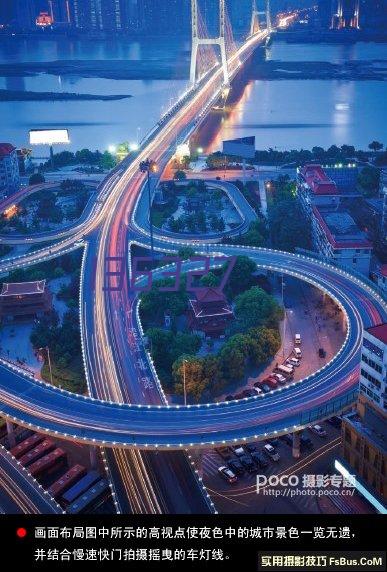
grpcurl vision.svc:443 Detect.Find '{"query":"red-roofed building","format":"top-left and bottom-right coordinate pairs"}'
top-left (188, 287), bottom-right (233, 337)
top-left (300, 164), bottom-right (338, 195)
top-left (0, 280), bottom-right (52, 321)
top-left (0, 143), bottom-right (20, 198)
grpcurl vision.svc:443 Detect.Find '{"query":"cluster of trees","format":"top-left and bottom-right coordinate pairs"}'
top-left (41, 148), bottom-right (116, 171)
top-left (5, 251), bottom-right (82, 285)
top-left (172, 326), bottom-right (281, 402)
top-left (267, 176), bottom-right (311, 253)
top-left (30, 309), bottom-right (85, 393)
top-left (206, 142), bottom-right (386, 168)
top-left (357, 166), bottom-right (381, 197)
top-left (141, 256), bottom-right (282, 401)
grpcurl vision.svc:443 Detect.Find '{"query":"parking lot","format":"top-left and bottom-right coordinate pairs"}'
top-left (198, 417), bottom-right (344, 514)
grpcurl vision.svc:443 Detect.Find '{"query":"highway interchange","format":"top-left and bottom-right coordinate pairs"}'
top-left (0, 26), bottom-right (385, 513)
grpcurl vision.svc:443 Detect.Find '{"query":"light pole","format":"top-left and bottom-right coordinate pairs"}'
top-left (39, 346), bottom-right (53, 386)
top-left (183, 359), bottom-right (188, 406)
top-left (140, 158), bottom-right (158, 264)
top-left (281, 274), bottom-right (287, 358)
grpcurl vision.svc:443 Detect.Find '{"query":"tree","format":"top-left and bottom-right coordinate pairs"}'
top-left (174, 170), bottom-right (187, 181)
top-left (178, 246), bottom-right (195, 260)
top-left (368, 141), bottom-right (384, 152)
top-left (357, 167), bottom-right (380, 197)
top-left (247, 327), bottom-right (281, 366)
top-left (224, 255), bottom-right (256, 298)
top-left (29, 173), bottom-right (45, 185)
top-left (203, 354), bottom-right (224, 394)
top-left (101, 151), bottom-right (116, 170)
top-left (173, 356), bottom-right (208, 402)
top-left (268, 199), bottom-right (311, 252)
top-left (219, 344), bottom-right (245, 381)
top-left (233, 286), bottom-right (283, 332)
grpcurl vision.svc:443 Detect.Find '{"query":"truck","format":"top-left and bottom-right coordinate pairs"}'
top-left (61, 471), bottom-right (101, 506)
top-left (48, 464), bottom-right (87, 499)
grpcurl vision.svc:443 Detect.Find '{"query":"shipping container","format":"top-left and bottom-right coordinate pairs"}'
top-left (29, 448), bottom-right (67, 478)
top-left (66, 479), bottom-right (110, 514)
top-left (10, 433), bottom-right (44, 459)
top-left (61, 471), bottom-right (101, 505)
top-left (48, 465), bottom-right (87, 499)
top-left (18, 439), bottom-right (55, 467)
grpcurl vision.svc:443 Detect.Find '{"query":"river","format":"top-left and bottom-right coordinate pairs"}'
top-left (0, 36), bottom-right (385, 155)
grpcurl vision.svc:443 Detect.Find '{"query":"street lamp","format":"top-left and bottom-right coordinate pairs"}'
top-left (140, 158), bottom-right (158, 263)
top-left (183, 359), bottom-right (188, 406)
top-left (39, 346), bottom-right (53, 386)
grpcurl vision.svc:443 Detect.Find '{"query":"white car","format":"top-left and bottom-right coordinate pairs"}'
top-left (295, 334), bottom-right (301, 345)
top-left (263, 444), bottom-right (280, 462)
top-left (272, 373), bottom-right (287, 384)
top-left (253, 387), bottom-right (264, 396)
top-left (218, 466), bottom-right (237, 484)
top-left (293, 347), bottom-right (302, 358)
top-left (287, 357), bottom-right (300, 367)
top-left (233, 446), bottom-right (246, 457)
top-left (310, 424), bottom-right (327, 438)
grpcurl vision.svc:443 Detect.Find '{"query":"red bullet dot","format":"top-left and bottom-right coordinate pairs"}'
top-left (16, 528), bottom-right (27, 538)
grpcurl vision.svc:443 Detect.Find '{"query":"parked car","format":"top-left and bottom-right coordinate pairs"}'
top-left (261, 384), bottom-right (272, 394)
top-left (293, 347), bottom-right (302, 359)
top-left (280, 434), bottom-right (293, 446)
top-left (318, 348), bottom-right (326, 358)
top-left (300, 434), bottom-right (314, 450)
top-left (253, 387), bottom-right (263, 396)
top-left (241, 389), bottom-right (254, 398)
top-left (286, 357), bottom-right (300, 368)
top-left (266, 438), bottom-right (280, 447)
top-left (295, 333), bottom-right (301, 345)
top-left (233, 446), bottom-right (246, 457)
top-left (263, 444), bottom-right (280, 462)
top-left (239, 455), bottom-right (256, 473)
top-left (245, 443), bottom-right (257, 453)
top-left (309, 424), bottom-right (327, 438)
top-left (227, 459), bottom-right (245, 476)
top-left (275, 364), bottom-right (294, 377)
top-left (272, 373), bottom-right (287, 384)
top-left (251, 451), bottom-right (269, 469)
top-left (215, 447), bottom-right (233, 461)
top-left (326, 416), bottom-right (342, 429)
top-left (218, 466), bottom-right (237, 484)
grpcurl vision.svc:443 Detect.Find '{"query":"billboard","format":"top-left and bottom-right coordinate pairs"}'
top-left (223, 136), bottom-right (256, 160)
top-left (29, 129), bottom-right (70, 145)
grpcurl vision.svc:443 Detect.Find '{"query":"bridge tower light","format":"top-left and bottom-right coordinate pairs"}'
top-left (250, 0), bottom-right (261, 37)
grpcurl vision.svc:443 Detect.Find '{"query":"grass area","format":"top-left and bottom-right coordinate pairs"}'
top-left (41, 354), bottom-right (86, 394)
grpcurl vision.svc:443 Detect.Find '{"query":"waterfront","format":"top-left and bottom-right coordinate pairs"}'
top-left (0, 36), bottom-right (386, 155)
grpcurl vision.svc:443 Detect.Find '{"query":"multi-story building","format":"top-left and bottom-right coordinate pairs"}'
top-left (331, 0), bottom-right (360, 29)
top-left (381, 170), bottom-right (387, 247)
top-left (340, 323), bottom-right (387, 505)
top-left (48, 0), bottom-right (71, 25)
top-left (297, 164), bottom-right (371, 275)
top-left (0, 144), bottom-right (20, 198)
top-left (14, 0), bottom-right (38, 30)
top-left (311, 205), bottom-right (372, 274)
top-left (71, 0), bottom-right (143, 33)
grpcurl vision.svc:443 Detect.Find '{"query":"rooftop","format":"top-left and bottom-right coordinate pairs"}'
top-left (300, 164), bottom-right (338, 195)
top-left (344, 407), bottom-right (386, 454)
top-left (0, 143), bottom-right (16, 158)
top-left (313, 206), bottom-right (372, 249)
top-left (196, 287), bottom-right (227, 304)
top-left (366, 323), bottom-right (387, 345)
top-left (0, 280), bottom-right (47, 297)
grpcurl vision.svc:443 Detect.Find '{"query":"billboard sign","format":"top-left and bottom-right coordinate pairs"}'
top-left (223, 136), bottom-right (256, 160)
top-left (29, 129), bottom-right (70, 145)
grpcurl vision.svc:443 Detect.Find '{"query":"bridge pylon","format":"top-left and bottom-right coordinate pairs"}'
top-left (249, 0), bottom-right (272, 37)
top-left (190, 0), bottom-right (230, 88)
top-left (250, 0), bottom-right (261, 37)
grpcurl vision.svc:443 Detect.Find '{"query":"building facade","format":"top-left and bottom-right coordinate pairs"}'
top-left (297, 164), bottom-right (372, 275)
top-left (0, 280), bottom-right (53, 321)
top-left (188, 287), bottom-right (233, 337)
top-left (341, 323), bottom-right (387, 503)
top-left (0, 144), bottom-right (20, 198)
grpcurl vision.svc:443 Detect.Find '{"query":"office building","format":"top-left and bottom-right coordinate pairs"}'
top-left (0, 144), bottom-right (21, 198)
top-left (341, 323), bottom-right (387, 503)
top-left (14, 0), bottom-right (38, 30)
